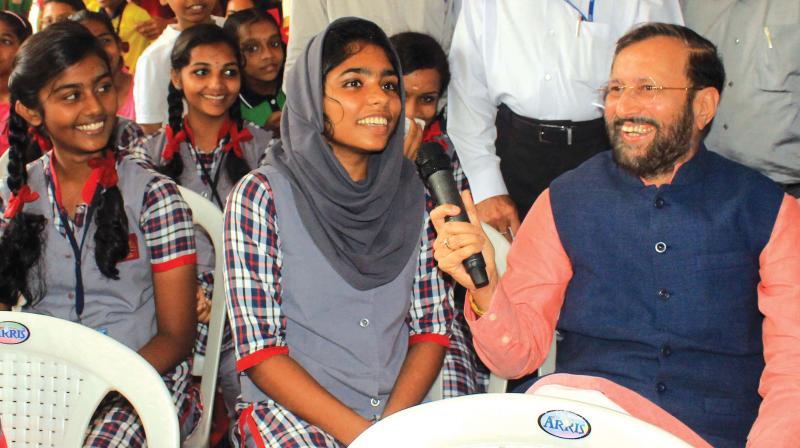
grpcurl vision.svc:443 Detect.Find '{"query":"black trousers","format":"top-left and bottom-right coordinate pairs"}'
top-left (495, 104), bottom-right (610, 219)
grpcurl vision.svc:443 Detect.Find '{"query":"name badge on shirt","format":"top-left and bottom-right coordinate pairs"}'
top-left (122, 233), bottom-right (140, 262)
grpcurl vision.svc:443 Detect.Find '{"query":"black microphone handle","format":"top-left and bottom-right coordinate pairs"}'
top-left (426, 170), bottom-right (490, 288)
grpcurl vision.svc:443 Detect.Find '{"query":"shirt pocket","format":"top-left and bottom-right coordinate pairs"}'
top-left (568, 21), bottom-right (613, 89)
top-left (755, 24), bottom-right (800, 93)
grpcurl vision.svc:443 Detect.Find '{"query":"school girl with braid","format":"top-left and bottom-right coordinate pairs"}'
top-left (130, 23), bottom-right (272, 418)
top-left (224, 17), bottom-right (453, 447)
top-left (0, 22), bottom-right (200, 446)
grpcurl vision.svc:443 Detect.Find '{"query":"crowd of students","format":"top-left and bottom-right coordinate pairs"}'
top-left (0, 1), bottom-right (487, 447)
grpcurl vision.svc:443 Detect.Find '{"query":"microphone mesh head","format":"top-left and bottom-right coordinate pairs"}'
top-left (415, 142), bottom-right (451, 181)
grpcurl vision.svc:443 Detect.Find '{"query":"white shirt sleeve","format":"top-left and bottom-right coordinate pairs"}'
top-left (446, 0), bottom-right (508, 203)
top-left (283, 0), bottom-right (330, 89)
top-left (133, 47), bottom-right (168, 126)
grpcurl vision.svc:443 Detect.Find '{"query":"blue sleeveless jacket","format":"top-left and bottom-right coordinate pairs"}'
top-left (549, 147), bottom-right (783, 447)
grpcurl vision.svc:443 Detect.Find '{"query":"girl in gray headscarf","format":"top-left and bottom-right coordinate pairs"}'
top-left (223, 17), bottom-right (453, 447)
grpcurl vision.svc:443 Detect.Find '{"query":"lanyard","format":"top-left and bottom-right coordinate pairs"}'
top-left (59, 203), bottom-right (96, 319)
top-left (563, 0), bottom-right (595, 22)
top-left (191, 145), bottom-right (227, 208)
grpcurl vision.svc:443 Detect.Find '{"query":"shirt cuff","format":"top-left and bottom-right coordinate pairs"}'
top-left (465, 165), bottom-right (509, 204)
top-left (236, 346), bottom-right (289, 372)
top-left (151, 253), bottom-right (196, 273)
top-left (409, 333), bottom-right (450, 349)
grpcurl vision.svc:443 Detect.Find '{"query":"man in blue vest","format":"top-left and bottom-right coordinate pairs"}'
top-left (431, 23), bottom-right (800, 448)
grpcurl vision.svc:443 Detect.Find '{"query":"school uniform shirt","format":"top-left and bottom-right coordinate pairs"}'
top-left (133, 16), bottom-right (224, 126)
top-left (0, 149), bottom-right (200, 441)
top-left (130, 121), bottom-right (271, 353)
top-left (423, 119), bottom-right (489, 397)
top-left (682, 0), bottom-right (800, 185)
top-left (447, 0), bottom-right (684, 203)
top-left (240, 86), bottom-right (285, 128)
top-left (225, 167), bottom-right (452, 447)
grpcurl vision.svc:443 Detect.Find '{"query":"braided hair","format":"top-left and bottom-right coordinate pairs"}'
top-left (0, 22), bottom-right (128, 308)
top-left (161, 23), bottom-right (250, 186)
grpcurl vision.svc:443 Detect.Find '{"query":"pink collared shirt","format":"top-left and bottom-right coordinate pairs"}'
top-left (467, 186), bottom-right (800, 447)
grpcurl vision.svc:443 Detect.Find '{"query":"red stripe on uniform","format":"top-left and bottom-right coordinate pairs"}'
top-left (409, 333), bottom-right (450, 348)
top-left (151, 253), bottom-right (197, 273)
top-left (239, 405), bottom-right (267, 448)
top-left (236, 346), bottom-right (289, 372)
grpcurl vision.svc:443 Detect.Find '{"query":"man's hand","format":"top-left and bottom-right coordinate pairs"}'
top-left (476, 195), bottom-right (520, 242)
top-left (431, 190), bottom-right (498, 310)
top-left (135, 16), bottom-right (170, 41)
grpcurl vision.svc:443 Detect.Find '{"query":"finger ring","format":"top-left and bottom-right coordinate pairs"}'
top-left (443, 237), bottom-right (452, 250)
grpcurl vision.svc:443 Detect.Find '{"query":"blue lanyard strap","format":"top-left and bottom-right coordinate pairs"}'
top-left (60, 204), bottom-right (95, 318)
top-left (563, 0), bottom-right (595, 22)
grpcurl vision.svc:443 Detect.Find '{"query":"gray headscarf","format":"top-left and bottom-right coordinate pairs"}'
top-left (264, 17), bottom-right (425, 290)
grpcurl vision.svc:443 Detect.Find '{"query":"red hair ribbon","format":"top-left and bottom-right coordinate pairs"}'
top-left (163, 125), bottom-right (187, 162)
top-left (422, 120), bottom-right (448, 151)
top-left (82, 152), bottom-right (118, 203)
top-left (222, 125), bottom-right (252, 159)
top-left (28, 126), bottom-right (52, 153)
top-left (4, 184), bottom-right (39, 219)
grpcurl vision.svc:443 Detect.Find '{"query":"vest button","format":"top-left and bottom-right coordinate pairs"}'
top-left (359, 318), bottom-right (370, 328)
top-left (657, 288), bottom-right (670, 300)
top-left (654, 242), bottom-right (667, 253)
top-left (661, 345), bottom-right (672, 357)
top-left (370, 398), bottom-right (381, 407)
top-left (68, 292), bottom-right (74, 299)
top-left (656, 382), bottom-right (667, 393)
top-left (654, 197), bottom-right (665, 208)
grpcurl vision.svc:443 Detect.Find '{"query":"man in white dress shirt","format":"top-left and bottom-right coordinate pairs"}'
top-left (448, 0), bottom-right (683, 234)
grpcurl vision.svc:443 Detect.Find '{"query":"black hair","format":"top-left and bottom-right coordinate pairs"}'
top-left (615, 23), bottom-right (725, 137)
top-left (69, 10), bottom-right (124, 71)
top-left (320, 19), bottom-right (401, 140)
top-left (0, 11), bottom-right (33, 43)
top-left (162, 23), bottom-right (250, 187)
top-left (389, 32), bottom-right (450, 94)
top-left (223, 7), bottom-right (285, 88)
top-left (0, 22), bottom-right (127, 308)
top-left (69, 10), bottom-right (121, 43)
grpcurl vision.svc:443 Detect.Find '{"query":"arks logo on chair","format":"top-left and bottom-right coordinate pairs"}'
top-left (0, 321), bottom-right (30, 344)
top-left (538, 410), bottom-right (591, 440)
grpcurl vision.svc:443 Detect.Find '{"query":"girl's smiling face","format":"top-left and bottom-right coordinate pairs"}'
top-left (27, 54), bottom-right (116, 157)
top-left (322, 42), bottom-right (401, 159)
top-left (172, 42), bottom-right (241, 122)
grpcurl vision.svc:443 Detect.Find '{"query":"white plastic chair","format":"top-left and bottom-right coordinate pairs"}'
top-left (0, 311), bottom-right (180, 447)
top-left (480, 223), bottom-right (557, 393)
top-left (0, 149), bottom-right (8, 181)
top-left (350, 392), bottom-right (693, 448)
top-left (178, 186), bottom-right (227, 448)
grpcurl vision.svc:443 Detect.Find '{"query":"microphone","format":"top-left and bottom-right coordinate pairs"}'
top-left (416, 142), bottom-right (489, 288)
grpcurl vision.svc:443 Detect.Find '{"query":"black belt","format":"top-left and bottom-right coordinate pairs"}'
top-left (497, 104), bottom-right (607, 147)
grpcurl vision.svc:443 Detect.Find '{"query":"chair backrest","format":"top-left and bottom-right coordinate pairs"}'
top-left (350, 393), bottom-right (693, 448)
top-left (0, 149), bottom-right (8, 182)
top-left (480, 223), bottom-right (557, 387)
top-left (178, 186), bottom-right (227, 448)
top-left (0, 311), bottom-right (180, 447)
